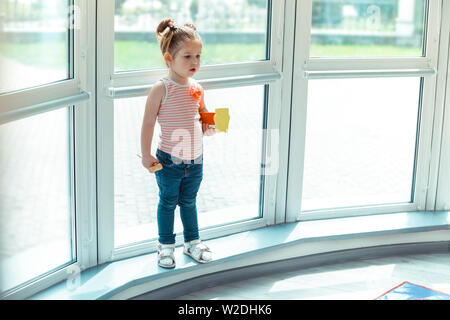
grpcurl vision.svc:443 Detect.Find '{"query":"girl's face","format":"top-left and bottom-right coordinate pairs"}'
top-left (166, 39), bottom-right (202, 79)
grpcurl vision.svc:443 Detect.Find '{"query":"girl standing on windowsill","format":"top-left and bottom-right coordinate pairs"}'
top-left (140, 18), bottom-right (215, 269)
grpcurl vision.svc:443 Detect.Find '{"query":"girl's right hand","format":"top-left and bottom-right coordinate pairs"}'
top-left (141, 154), bottom-right (159, 170)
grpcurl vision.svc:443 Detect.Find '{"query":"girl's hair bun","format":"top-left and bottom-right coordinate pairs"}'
top-left (156, 18), bottom-right (174, 40)
top-left (155, 18), bottom-right (201, 57)
top-left (184, 22), bottom-right (197, 31)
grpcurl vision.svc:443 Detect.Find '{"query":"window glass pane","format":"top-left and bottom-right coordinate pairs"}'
top-left (114, 0), bottom-right (269, 72)
top-left (114, 86), bottom-right (265, 247)
top-left (310, 0), bottom-right (427, 57)
top-left (0, 1), bottom-right (73, 95)
top-left (0, 108), bottom-right (74, 294)
top-left (302, 77), bottom-right (421, 211)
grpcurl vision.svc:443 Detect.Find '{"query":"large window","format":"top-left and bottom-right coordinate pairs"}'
top-left (0, 0), bottom-right (90, 300)
top-left (114, 86), bottom-right (265, 247)
top-left (98, 0), bottom-right (278, 262)
top-left (0, 0), bottom-right (73, 94)
top-left (286, 0), bottom-right (439, 221)
top-left (114, 0), bottom-right (270, 71)
top-left (310, 0), bottom-right (427, 57)
top-left (2, 0), bottom-right (449, 300)
top-left (302, 77), bottom-right (421, 211)
top-left (0, 107), bottom-right (75, 294)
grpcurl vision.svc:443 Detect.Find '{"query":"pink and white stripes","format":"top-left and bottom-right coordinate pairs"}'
top-left (157, 78), bottom-right (203, 160)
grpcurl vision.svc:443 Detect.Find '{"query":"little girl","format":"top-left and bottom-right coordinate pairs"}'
top-left (140, 18), bottom-right (215, 269)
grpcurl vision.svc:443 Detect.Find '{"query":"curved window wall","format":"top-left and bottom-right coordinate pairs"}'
top-left (1, 0), bottom-right (449, 299)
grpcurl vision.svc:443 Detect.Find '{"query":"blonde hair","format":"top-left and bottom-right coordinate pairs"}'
top-left (156, 18), bottom-right (201, 57)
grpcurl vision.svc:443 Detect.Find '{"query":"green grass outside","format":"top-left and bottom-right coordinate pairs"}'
top-left (115, 41), bottom-right (423, 71)
top-left (0, 41), bottom-right (423, 71)
top-left (311, 44), bottom-right (422, 58)
top-left (114, 42), bottom-right (266, 71)
top-left (0, 41), bottom-right (68, 69)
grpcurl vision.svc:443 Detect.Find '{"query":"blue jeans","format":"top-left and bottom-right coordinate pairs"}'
top-left (155, 148), bottom-right (203, 244)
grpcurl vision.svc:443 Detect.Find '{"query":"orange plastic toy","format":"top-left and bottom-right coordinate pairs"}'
top-left (137, 154), bottom-right (163, 173)
top-left (148, 162), bottom-right (163, 173)
top-left (199, 112), bottom-right (215, 125)
top-left (200, 108), bottom-right (230, 133)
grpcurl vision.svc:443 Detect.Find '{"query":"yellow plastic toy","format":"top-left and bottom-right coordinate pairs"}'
top-left (214, 108), bottom-right (230, 133)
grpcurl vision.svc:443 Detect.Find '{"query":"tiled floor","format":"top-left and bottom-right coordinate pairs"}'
top-left (174, 252), bottom-right (450, 300)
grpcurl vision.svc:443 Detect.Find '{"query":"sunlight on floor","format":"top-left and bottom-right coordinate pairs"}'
top-left (268, 264), bottom-right (396, 293)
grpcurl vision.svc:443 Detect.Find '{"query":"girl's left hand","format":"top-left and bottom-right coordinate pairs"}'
top-left (201, 121), bottom-right (216, 136)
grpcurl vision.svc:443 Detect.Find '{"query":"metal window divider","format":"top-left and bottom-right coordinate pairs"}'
top-left (0, 91), bottom-right (91, 125)
top-left (107, 73), bottom-right (283, 100)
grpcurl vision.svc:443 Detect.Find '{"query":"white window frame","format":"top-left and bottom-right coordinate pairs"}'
top-left (435, 0), bottom-right (450, 211)
top-left (0, 0), bottom-right (97, 300)
top-left (285, 0), bottom-right (446, 222)
top-left (96, 0), bottom-right (286, 263)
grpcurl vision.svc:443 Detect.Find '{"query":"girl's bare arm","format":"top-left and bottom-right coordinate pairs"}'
top-left (141, 81), bottom-right (165, 166)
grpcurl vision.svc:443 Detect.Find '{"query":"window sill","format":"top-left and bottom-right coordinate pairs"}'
top-left (31, 211), bottom-right (450, 300)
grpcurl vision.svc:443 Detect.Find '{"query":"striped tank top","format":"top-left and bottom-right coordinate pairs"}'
top-left (157, 77), bottom-right (203, 160)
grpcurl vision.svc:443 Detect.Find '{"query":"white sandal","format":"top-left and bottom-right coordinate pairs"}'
top-left (184, 239), bottom-right (212, 264)
top-left (157, 243), bottom-right (176, 269)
